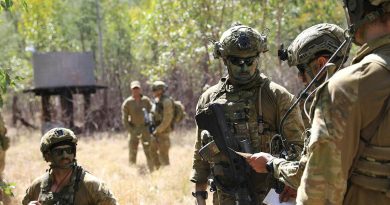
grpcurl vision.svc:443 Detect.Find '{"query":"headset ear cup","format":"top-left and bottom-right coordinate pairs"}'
top-left (213, 42), bottom-right (222, 59)
top-left (261, 35), bottom-right (268, 53)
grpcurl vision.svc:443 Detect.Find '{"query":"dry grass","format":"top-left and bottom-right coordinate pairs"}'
top-left (5, 127), bottom-right (213, 205)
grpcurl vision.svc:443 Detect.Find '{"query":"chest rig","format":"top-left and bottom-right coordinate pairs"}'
top-left (153, 96), bottom-right (170, 125)
top-left (206, 79), bottom-right (271, 153)
top-left (198, 79), bottom-right (272, 199)
top-left (38, 166), bottom-right (84, 205)
top-left (220, 84), bottom-right (263, 153)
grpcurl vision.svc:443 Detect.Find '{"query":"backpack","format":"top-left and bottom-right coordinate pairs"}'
top-left (171, 99), bottom-right (186, 124)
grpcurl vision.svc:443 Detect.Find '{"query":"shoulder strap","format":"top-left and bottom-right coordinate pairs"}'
top-left (38, 171), bottom-right (53, 203)
top-left (257, 79), bottom-right (271, 134)
top-left (209, 80), bottom-right (228, 103)
top-left (72, 166), bottom-right (85, 205)
top-left (39, 172), bottom-right (51, 195)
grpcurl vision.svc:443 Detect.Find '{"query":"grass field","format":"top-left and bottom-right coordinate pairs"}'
top-left (5, 127), bottom-right (213, 205)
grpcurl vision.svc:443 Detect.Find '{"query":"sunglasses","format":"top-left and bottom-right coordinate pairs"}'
top-left (227, 55), bottom-right (258, 66)
top-left (50, 147), bottom-right (75, 156)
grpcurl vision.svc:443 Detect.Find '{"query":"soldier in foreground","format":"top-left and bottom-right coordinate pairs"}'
top-left (190, 23), bottom-right (304, 205)
top-left (278, 23), bottom-right (350, 127)
top-left (151, 81), bottom-right (174, 166)
top-left (22, 128), bottom-right (118, 205)
top-left (247, 0), bottom-right (390, 204)
top-left (0, 112), bottom-right (10, 204)
top-left (121, 80), bottom-right (158, 172)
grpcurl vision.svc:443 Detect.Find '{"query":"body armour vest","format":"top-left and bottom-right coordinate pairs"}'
top-left (201, 78), bottom-right (276, 193)
top-left (38, 166), bottom-right (84, 205)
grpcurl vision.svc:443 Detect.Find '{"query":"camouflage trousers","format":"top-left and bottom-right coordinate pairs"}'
top-left (151, 132), bottom-right (171, 166)
top-left (128, 126), bottom-right (158, 172)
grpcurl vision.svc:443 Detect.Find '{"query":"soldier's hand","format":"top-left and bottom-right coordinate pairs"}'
top-left (246, 152), bottom-right (274, 173)
top-left (279, 185), bottom-right (297, 202)
top-left (28, 201), bottom-right (41, 205)
top-left (195, 197), bottom-right (206, 205)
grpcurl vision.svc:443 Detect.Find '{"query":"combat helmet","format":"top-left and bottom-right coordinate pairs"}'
top-left (343, 0), bottom-right (390, 34)
top-left (40, 127), bottom-right (78, 155)
top-left (278, 23), bottom-right (349, 69)
top-left (213, 23), bottom-right (268, 59)
top-left (152, 80), bottom-right (167, 91)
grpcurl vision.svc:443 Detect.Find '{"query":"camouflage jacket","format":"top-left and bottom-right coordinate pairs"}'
top-left (190, 72), bottom-right (305, 186)
top-left (272, 34), bottom-right (390, 205)
top-left (121, 95), bottom-right (152, 128)
top-left (153, 95), bottom-right (174, 134)
top-left (22, 167), bottom-right (118, 205)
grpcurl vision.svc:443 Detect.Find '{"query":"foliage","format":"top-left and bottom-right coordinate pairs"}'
top-left (0, 0), bottom-right (346, 122)
top-left (0, 181), bottom-right (15, 197)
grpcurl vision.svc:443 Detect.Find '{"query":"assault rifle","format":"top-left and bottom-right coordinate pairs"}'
top-left (195, 103), bottom-right (258, 205)
top-left (143, 108), bottom-right (157, 141)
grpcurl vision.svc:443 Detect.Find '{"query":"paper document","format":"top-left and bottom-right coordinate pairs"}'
top-left (263, 189), bottom-right (296, 205)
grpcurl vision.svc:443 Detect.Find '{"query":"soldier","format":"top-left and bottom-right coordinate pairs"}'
top-left (278, 23), bottom-right (350, 127)
top-left (151, 81), bottom-right (174, 166)
top-left (22, 128), bottom-right (118, 205)
top-left (0, 112), bottom-right (10, 204)
top-left (190, 23), bottom-right (305, 205)
top-left (247, 1), bottom-right (390, 204)
top-left (121, 80), bottom-right (158, 172)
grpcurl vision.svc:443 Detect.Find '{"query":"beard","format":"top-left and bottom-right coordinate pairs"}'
top-left (50, 154), bottom-right (76, 169)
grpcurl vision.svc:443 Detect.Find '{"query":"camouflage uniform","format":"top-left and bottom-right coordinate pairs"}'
top-left (152, 94), bottom-right (174, 166)
top-left (121, 94), bottom-right (158, 171)
top-left (270, 23), bottom-right (390, 205)
top-left (22, 168), bottom-right (117, 205)
top-left (22, 128), bottom-right (118, 205)
top-left (191, 24), bottom-right (305, 205)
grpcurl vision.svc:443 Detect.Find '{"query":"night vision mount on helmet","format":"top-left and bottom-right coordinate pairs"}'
top-left (213, 24), bottom-right (268, 59)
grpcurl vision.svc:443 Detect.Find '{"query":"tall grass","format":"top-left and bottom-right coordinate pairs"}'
top-left (5, 127), bottom-right (213, 205)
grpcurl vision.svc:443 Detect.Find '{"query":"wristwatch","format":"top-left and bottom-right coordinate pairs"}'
top-left (192, 191), bottom-right (208, 200)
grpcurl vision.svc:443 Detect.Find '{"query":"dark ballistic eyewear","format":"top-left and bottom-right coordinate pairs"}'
top-left (50, 147), bottom-right (75, 156)
top-left (227, 55), bottom-right (258, 66)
